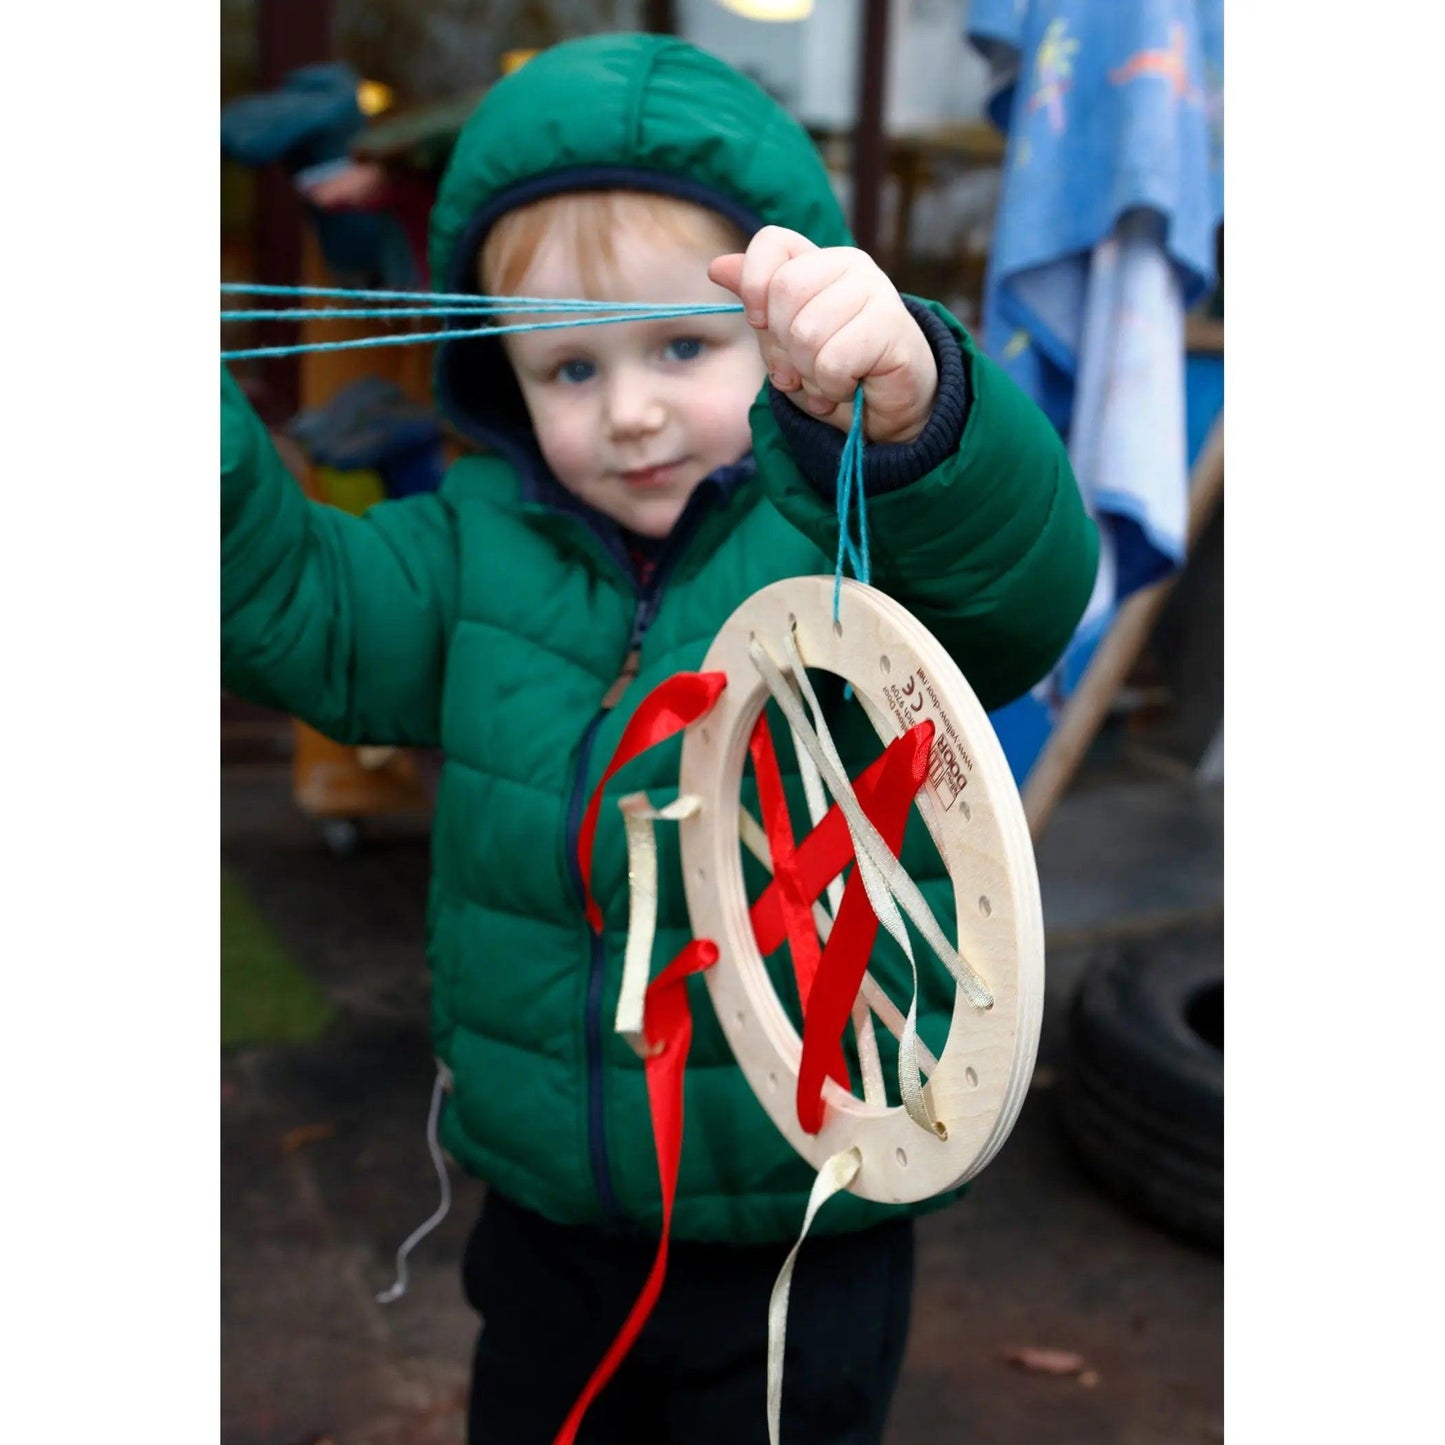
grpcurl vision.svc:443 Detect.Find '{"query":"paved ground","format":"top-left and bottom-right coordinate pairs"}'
top-left (221, 744), bottom-right (1223, 1445)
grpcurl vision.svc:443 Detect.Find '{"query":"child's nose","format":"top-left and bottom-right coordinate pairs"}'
top-left (604, 371), bottom-right (665, 438)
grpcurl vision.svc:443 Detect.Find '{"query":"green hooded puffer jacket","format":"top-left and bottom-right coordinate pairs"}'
top-left (221, 32), bottom-right (1099, 1243)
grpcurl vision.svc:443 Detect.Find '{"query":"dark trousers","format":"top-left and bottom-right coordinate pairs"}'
top-left (463, 1192), bottom-right (914, 1445)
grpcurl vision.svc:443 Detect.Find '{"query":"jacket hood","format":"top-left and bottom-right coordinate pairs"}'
top-left (428, 32), bottom-right (852, 462)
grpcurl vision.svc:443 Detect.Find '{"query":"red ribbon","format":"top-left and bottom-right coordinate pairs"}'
top-left (748, 723), bottom-right (933, 958)
top-left (551, 939), bottom-right (718, 1445)
top-left (747, 711), bottom-right (849, 1093)
top-left (561, 670), bottom-right (726, 1442)
top-left (744, 721), bottom-right (934, 1135)
top-left (561, 666), bottom-right (935, 1439)
top-left (577, 670), bottom-right (727, 932)
top-left (794, 720), bottom-right (932, 1134)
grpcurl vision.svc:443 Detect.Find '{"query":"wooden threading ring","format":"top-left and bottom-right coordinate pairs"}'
top-left (678, 577), bottom-right (1044, 1204)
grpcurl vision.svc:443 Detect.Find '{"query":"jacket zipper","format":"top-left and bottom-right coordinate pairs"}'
top-left (563, 709), bottom-right (620, 1223)
top-left (561, 494), bottom-right (716, 1230)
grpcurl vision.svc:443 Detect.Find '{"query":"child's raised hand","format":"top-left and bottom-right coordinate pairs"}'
top-left (708, 226), bottom-right (938, 444)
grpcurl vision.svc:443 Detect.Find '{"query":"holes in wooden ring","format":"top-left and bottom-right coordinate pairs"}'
top-left (978, 895), bottom-right (992, 918)
top-left (879, 654), bottom-right (891, 674)
top-left (964, 1067), bottom-right (978, 1088)
top-left (895, 1148), bottom-right (908, 1168)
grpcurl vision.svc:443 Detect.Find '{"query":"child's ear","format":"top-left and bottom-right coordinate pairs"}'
top-left (707, 253), bottom-right (746, 298)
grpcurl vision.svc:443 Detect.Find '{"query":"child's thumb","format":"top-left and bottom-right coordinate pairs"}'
top-left (707, 253), bottom-right (745, 298)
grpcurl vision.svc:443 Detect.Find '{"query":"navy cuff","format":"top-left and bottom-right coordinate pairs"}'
top-left (765, 298), bottom-right (970, 498)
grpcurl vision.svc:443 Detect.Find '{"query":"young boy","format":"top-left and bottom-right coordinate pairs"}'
top-left (222, 32), bottom-right (1098, 1445)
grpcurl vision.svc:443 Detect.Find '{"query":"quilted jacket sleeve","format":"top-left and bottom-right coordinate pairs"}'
top-left (221, 367), bottom-right (458, 746)
top-left (749, 301), bottom-right (1099, 712)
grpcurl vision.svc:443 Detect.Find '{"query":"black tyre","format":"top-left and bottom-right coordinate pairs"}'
top-left (1058, 938), bottom-right (1223, 1250)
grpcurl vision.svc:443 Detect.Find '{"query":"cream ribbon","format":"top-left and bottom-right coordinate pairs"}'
top-left (615, 792), bottom-right (702, 1056)
top-left (767, 1146), bottom-right (864, 1445)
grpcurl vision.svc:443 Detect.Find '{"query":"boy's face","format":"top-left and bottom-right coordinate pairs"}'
top-left (496, 219), bottom-right (765, 539)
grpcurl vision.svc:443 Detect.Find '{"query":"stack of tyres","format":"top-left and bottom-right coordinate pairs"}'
top-left (1059, 934), bottom-right (1223, 1250)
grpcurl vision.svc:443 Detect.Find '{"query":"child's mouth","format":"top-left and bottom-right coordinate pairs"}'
top-left (618, 461), bottom-right (685, 490)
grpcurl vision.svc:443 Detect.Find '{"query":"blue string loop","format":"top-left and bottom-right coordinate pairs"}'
top-left (222, 282), bottom-right (740, 311)
top-left (833, 389), bottom-right (870, 622)
top-left (219, 308), bottom-right (745, 361)
top-left (219, 283), bottom-right (744, 361)
top-left (219, 283), bottom-right (873, 621)
top-left (220, 303), bottom-right (727, 323)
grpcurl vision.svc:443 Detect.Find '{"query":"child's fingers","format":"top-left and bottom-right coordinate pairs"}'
top-left (790, 384), bottom-right (849, 424)
top-left (759, 334), bottom-right (801, 391)
top-left (736, 226), bottom-right (818, 328)
top-left (817, 307), bottom-right (938, 442)
top-left (768, 362), bottom-right (804, 393)
top-left (763, 248), bottom-right (862, 350)
top-left (809, 302), bottom-right (908, 404)
top-left (778, 268), bottom-right (877, 395)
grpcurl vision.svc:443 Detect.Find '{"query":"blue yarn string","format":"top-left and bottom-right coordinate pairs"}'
top-left (224, 282), bottom-right (492, 304)
top-left (221, 281), bottom-right (744, 359)
top-left (223, 282), bottom-right (745, 310)
top-left (221, 306), bottom-right (751, 326)
top-left (833, 389), bottom-right (870, 622)
top-left (220, 281), bottom-right (873, 636)
top-left (219, 305), bottom-right (745, 361)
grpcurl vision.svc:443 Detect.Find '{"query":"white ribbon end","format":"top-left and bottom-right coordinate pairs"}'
top-left (766, 1147), bottom-right (864, 1445)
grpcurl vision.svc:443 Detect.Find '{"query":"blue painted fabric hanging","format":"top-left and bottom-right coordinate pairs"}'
top-left (966, 0), bottom-right (1223, 779)
top-left (221, 63), bottom-right (418, 289)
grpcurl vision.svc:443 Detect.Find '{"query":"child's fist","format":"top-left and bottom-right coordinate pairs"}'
top-left (708, 226), bottom-right (938, 444)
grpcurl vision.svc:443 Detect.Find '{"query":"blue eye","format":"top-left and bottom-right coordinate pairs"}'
top-left (667, 337), bottom-right (703, 362)
top-left (557, 359), bottom-right (595, 384)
